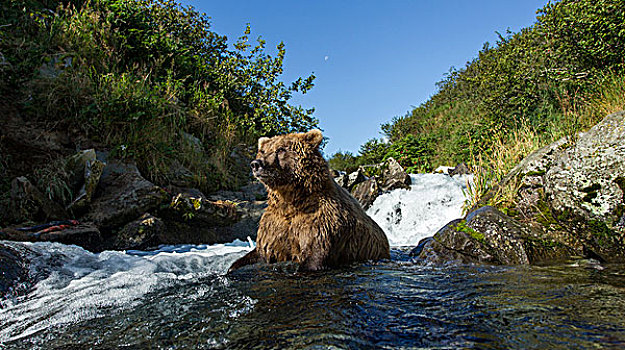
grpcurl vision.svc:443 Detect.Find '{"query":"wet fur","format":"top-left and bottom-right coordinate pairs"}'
top-left (229, 130), bottom-right (390, 272)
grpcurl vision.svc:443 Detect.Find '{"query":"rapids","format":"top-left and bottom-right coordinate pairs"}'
top-left (2, 173), bottom-right (625, 349)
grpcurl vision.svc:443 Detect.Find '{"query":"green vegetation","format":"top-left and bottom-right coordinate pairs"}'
top-left (455, 220), bottom-right (485, 243)
top-left (330, 0), bottom-right (625, 207)
top-left (0, 0), bottom-right (317, 195)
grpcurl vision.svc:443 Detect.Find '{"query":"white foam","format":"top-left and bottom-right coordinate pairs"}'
top-left (0, 240), bottom-right (252, 343)
top-left (367, 173), bottom-right (472, 246)
top-left (0, 174), bottom-right (472, 343)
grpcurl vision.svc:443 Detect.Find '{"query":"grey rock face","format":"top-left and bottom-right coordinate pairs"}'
top-left (545, 111), bottom-right (625, 227)
top-left (413, 206), bottom-right (573, 266)
top-left (85, 161), bottom-right (169, 230)
top-left (114, 213), bottom-right (166, 250)
top-left (379, 157), bottom-right (411, 192)
top-left (351, 178), bottom-right (380, 210)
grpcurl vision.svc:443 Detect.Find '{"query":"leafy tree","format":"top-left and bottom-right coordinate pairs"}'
top-left (0, 0), bottom-right (318, 191)
top-left (327, 151), bottom-right (359, 173)
top-left (358, 138), bottom-right (390, 166)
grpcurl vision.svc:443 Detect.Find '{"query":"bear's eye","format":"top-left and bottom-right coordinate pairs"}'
top-left (276, 147), bottom-right (287, 155)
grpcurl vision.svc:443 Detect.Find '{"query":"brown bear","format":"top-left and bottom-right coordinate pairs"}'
top-left (228, 129), bottom-right (390, 272)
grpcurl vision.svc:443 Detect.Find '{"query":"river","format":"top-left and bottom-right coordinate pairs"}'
top-left (1, 174), bottom-right (625, 349)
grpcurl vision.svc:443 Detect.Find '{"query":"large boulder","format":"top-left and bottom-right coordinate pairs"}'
top-left (545, 111), bottom-right (625, 228)
top-left (426, 111), bottom-right (625, 267)
top-left (9, 176), bottom-right (68, 222)
top-left (158, 188), bottom-right (246, 245)
top-left (334, 158), bottom-right (412, 209)
top-left (84, 161), bottom-right (169, 231)
top-left (412, 206), bottom-right (574, 265)
top-left (207, 181), bottom-right (268, 241)
top-left (113, 213), bottom-right (167, 250)
top-left (335, 168), bottom-right (367, 192)
top-left (351, 178), bottom-right (379, 210)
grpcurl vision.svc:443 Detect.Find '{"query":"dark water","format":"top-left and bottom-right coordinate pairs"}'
top-left (3, 248), bottom-right (625, 350)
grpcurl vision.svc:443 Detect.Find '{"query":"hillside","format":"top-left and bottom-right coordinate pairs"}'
top-left (330, 0), bottom-right (625, 202)
top-left (0, 0), bottom-right (317, 226)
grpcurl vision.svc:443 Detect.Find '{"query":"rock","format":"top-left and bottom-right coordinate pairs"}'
top-left (0, 222), bottom-right (103, 252)
top-left (413, 206), bottom-right (573, 266)
top-left (164, 160), bottom-right (195, 188)
top-left (10, 176), bottom-right (68, 222)
top-left (166, 191), bottom-right (239, 227)
top-left (158, 188), bottom-right (247, 244)
top-left (114, 213), bottom-right (166, 250)
top-left (461, 112), bottom-right (625, 264)
top-left (0, 243), bottom-right (30, 302)
top-left (336, 158), bottom-right (411, 208)
top-left (346, 168), bottom-right (367, 191)
top-left (66, 149), bottom-right (97, 191)
top-left (351, 178), bottom-right (379, 210)
top-left (206, 182), bottom-right (268, 241)
top-left (85, 161), bottom-right (169, 231)
top-left (545, 111), bottom-right (625, 227)
top-left (335, 168), bottom-right (367, 191)
top-left (334, 173), bottom-right (348, 188)
top-left (449, 163), bottom-right (471, 176)
top-left (37, 223), bottom-right (103, 251)
top-left (65, 149), bottom-right (105, 213)
top-left (181, 131), bottom-right (204, 154)
top-left (379, 157), bottom-right (411, 192)
top-left (411, 220), bottom-right (496, 266)
top-left (208, 180), bottom-right (268, 202)
top-left (222, 199), bottom-right (267, 241)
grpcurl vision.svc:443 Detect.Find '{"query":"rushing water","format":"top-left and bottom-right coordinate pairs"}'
top-left (2, 174), bottom-right (625, 349)
top-left (367, 174), bottom-right (472, 246)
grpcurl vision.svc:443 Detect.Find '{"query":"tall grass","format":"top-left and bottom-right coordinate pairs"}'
top-left (462, 72), bottom-right (625, 212)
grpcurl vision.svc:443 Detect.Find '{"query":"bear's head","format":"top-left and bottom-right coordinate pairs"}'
top-left (251, 129), bottom-right (328, 192)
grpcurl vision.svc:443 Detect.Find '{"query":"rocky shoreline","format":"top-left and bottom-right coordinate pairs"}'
top-left (1, 149), bottom-right (267, 252)
top-left (413, 111), bottom-right (625, 265)
top-left (1, 111), bottom-right (624, 300)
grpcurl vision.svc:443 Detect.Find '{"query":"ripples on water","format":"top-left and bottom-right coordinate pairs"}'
top-left (2, 173), bottom-right (625, 349)
top-left (2, 244), bottom-right (625, 350)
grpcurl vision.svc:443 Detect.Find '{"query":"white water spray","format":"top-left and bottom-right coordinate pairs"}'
top-left (0, 240), bottom-right (253, 343)
top-left (0, 172), bottom-right (472, 344)
top-left (367, 173), bottom-right (472, 246)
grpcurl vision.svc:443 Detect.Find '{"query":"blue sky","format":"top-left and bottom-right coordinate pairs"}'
top-left (181, 0), bottom-right (550, 156)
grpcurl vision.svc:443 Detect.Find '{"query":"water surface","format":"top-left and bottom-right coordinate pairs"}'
top-left (2, 244), bottom-right (624, 349)
top-left (2, 173), bottom-right (624, 349)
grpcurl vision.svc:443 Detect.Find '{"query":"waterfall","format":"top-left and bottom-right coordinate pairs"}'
top-left (367, 173), bottom-right (472, 246)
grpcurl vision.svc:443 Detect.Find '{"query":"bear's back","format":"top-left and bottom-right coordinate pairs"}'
top-left (257, 179), bottom-right (390, 268)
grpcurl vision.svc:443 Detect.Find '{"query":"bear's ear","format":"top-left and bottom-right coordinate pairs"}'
top-left (258, 137), bottom-right (270, 150)
top-left (302, 129), bottom-right (323, 148)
